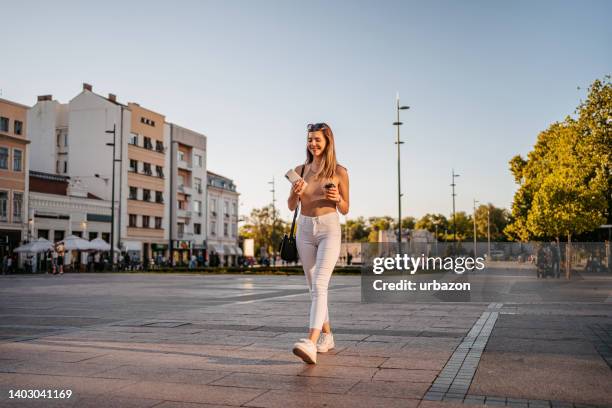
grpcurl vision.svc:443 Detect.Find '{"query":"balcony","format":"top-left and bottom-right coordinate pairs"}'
top-left (176, 231), bottom-right (194, 240)
top-left (177, 160), bottom-right (192, 171)
top-left (177, 209), bottom-right (192, 219)
top-left (177, 184), bottom-right (193, 195)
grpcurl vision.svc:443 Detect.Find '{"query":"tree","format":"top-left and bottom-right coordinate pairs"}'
top-left (239, 205), bottom-right (287, 257)
top-left (415, 214), bottom-right (449, 240)
top-left (505, 76), bottom-right (611, 278)
top-left (367, 216), bottom-right (394, 242)
top-left (474, 204), bottom-right (509, 241)
top-left (342, 217), bottom-right (370, 242)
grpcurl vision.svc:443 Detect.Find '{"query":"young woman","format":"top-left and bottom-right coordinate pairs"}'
top-left (288, 122), bottom-right (349, 364)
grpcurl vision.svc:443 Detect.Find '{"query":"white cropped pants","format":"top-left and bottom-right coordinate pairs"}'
top-left (296, 211), bottom-right (342, 330)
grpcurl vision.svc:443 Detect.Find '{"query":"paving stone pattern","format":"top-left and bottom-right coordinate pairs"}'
top-left (0, 270), bottom-right (611, 408)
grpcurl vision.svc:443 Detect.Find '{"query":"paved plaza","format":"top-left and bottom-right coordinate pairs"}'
top-left (0, 267), bottom-right (611, 407)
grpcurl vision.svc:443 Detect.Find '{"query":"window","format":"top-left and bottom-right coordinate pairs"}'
top-left (63, 162), bottom-right (68, 173)
top-left (155, 191), bottom-right (163, 203)
top-left (129, 187), bottom-right (138, 200)
top-left (64, 133), bottom-right (68, 146)
top-left (129, 159), bottom-right (137, 172)
top-left (194, 154), bottom-right (202, 167)
top-left (142, 189), bottom-right (151, 202)
top-left (224, 201), bottom-right (229, 217)
top-left (142, 215), bottom-right (150, 228)
top-left (14, 120), bottom-right (23, 135)
top-left (232, 223), bottom-right (237, 238)
top-left (143, 137), bottom-right (153, 150)
top-left (143, 162), bottom-right (152, 175)
top-left (177, 222), bottom-right (184, 236)
top-left (155, 140), bottom-right (164, 153)
top-left (178, 151), bottom-right (185, 161)
top-left (211, 198), bottom-right (217, 215)
top-left (0, 117), bottom-right (8, 132)
top-left (54, 230), bottom-right (65, 242)
top-left (0, 191), bottom-right (7, 221)
top-left (140, 117), bottom-right (155, 127)
top-left (210, 220), bottom-right (216, 236)
top-left (194, 223), bottom-right (201, 235)
top-left (56, 132), bottom-right (61, 147)
top-left (129, 214), bottom-right (137, 227)
top-left (13, 149), bottom-right (22, 171)
top-left (89, 232), bottom-right (98, 240)
top-left (233, 202), bottom-right (237, 215)
top-left (129, 133), bottom-right (138, 145)
top-left (194, 177), bottom-right (202, 193)
top-left (223, 222), bottom-right (229, 237)
top-left (56, 160), bottom-right (60, 173)
top-left (13, 192), bottom-right (23, 223)
top-left (155, 217), bottom-right (162, 229)
top-left (194, 200), bottom-right (202, 214)
top-left (156, 165), bottom-right (164, 178)
top-left (38, 229), bottom-right (49, 239)
top-left (0, 148), bottom-right (8, 169)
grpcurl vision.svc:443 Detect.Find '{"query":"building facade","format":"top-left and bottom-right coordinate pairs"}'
top-left (207, 171), bottom-right (241, 266)
top-left (28, 84), bottom-right (169, 261)
top-left (0, 98), bottom-right (30, 258)
top-left (166, 123), bottom-right (207, 265)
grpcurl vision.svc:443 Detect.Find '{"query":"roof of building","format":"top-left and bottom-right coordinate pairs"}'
top-left (29, 171), bottom-right (102, 199)
top-left (0, 97), bottom-right (31, 109)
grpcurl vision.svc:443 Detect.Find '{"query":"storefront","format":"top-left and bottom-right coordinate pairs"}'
top-left (172, 240), bottom-right (191, 265)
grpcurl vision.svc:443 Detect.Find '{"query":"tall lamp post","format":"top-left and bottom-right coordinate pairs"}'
top-left (105, 124), bottom-right (120, 270)
top-left (451, 169), bottom-right (460, 251)
top-left (268, 177), bottom-right (276, 257)
top-left (473, 199), bottom-right (479, 257)
top-left (393, 93), bottom-right (410, 250)
top-left (487, 206), bottom-right (491, 259)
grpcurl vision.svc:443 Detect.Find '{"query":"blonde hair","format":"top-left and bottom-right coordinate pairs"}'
top-left (306, 123), bottom-right (337, 180)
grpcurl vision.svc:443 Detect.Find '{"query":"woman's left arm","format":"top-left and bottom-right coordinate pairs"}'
top-left (336, 167), bottom-right (350, 215)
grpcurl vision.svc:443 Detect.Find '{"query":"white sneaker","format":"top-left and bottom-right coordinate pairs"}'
top-left (292, 338), bottom-right (317, 364)
top-left (316, 332), bottom-right (335, 353)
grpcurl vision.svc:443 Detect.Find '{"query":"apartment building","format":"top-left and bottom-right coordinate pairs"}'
top-left (207, 171), bottom-right (241, 266)
top-left (28, 84), bottom-right (170, 261)
top-left (0, 98), bottom-right (30, 258)
top-left (166, 123), bottom-right (207, 265)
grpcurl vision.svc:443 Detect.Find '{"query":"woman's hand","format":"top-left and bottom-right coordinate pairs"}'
top-left (292, 179), bottom-right (306, 197)
top-left (325, 185), bottom-right (341, 203)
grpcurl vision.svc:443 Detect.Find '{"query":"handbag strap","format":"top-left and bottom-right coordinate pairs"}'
top-left (289, 165), bottom-right (306, 238)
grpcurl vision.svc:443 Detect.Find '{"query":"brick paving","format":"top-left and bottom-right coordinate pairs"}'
top-left (0, 271), bottom-right (611, 407)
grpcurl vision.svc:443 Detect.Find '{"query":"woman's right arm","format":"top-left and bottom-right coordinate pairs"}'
top-left (288, 165), bottom-right (305, 211)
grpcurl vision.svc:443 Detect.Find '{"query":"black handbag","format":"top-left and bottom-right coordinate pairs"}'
top-left (279, 165), bottom-right (305, 262)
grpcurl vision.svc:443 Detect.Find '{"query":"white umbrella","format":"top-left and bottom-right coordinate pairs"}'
top-left (89, 237), bottom-right (117, 252)
top-left (58, 235), bottom-right (95, 251)
top-left (14, 238), bottom-right (54, 253)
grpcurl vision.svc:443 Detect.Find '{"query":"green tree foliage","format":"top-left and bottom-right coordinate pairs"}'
top-left (506, 76), bottom-right (611, 241)
top-left (474, 204), bottom-right (509, 241)
top-left (341, 217), bottom-right (369, 242)
top-left (415, 213), bottom-right (449, 240)
top-left (239, 205), bottom-right (287, 256)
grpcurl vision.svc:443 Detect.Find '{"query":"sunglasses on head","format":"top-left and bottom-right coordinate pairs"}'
top-left (307, 123), bottom-right (328, 132)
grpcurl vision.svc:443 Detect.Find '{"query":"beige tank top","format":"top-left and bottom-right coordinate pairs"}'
top-left (299, 163), bottom-right (339, 217)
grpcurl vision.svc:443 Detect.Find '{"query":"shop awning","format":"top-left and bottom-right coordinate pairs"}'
top-left (224, 245), bottom-right (235, 255)
top-left (234, 246), bottom-right (243, 256)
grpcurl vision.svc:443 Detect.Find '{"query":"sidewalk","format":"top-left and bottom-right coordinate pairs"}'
top-left (0, 272), bottom-right (611, 407)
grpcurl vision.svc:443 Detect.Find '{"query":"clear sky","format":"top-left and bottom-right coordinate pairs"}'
top-left (2, 0), bottom-right (610, 222)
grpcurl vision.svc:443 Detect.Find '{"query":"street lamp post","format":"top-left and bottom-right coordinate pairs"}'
top-left (105, 124), bottom-right (119, 271)
top-left (268, 177), bottom-right (276, 258)
top-left (393, 93), bottom-right (410, 250)
top-left (487, 206), bottom-right (491, 259)
top-left (451, 169), bottom-right (460, 252)
top-left (473, 199), bottom-right (479, 257)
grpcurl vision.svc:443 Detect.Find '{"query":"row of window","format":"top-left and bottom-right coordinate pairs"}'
top-left (209, 198), bottom-right (238, 217)
top-left (128, 160), bottom-right (164, 178)
top-left (177, 150), bottom-right (204, 167)
top-left (129, 187), bottom-right (164, 203)
top-left (38, 230), bottom-right (109, 243)
top-left (209, 220), bottom-right (237, 238)
top-left (140, 117), bottom-right (156, 127)
top-left (0, 147), bottom-right (23, 171)
top-left (0, 190), bottom-right (24, 223)
top-left (128, 214), bottom-right (163, 229)
top-left (129, 133), bottom-right (164, 153)
top-left (0, 117), bottom-right (23, 135)
top-left (176, 222), bottom-right (202, 236)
